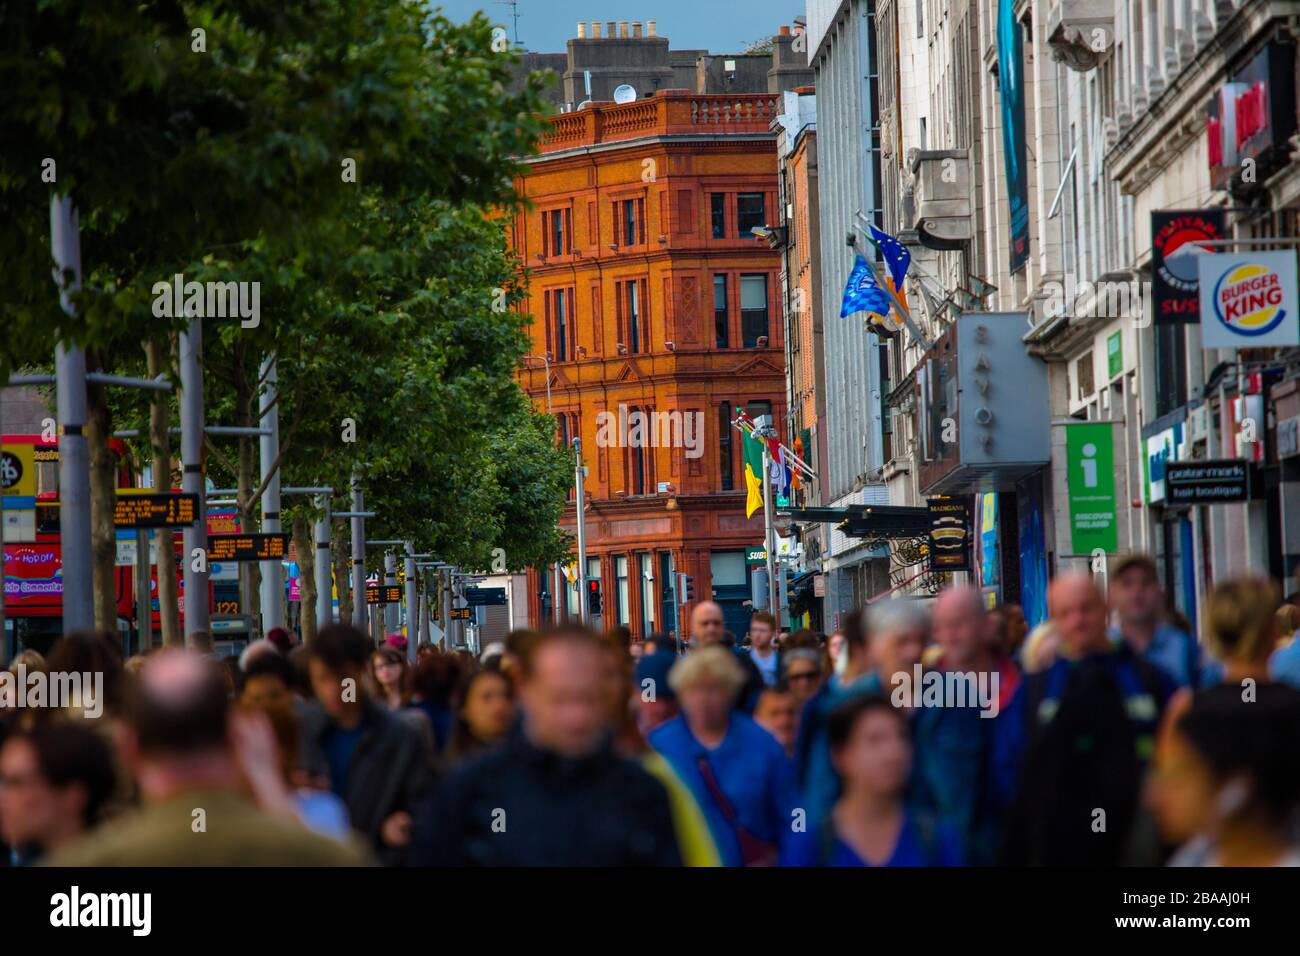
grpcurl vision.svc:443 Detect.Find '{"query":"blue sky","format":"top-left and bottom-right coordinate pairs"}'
top-left (430, 0), bottom-right (807, 54)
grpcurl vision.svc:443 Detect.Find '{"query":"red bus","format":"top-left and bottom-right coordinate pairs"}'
top-left (1, 433), bottom-right (165, 659)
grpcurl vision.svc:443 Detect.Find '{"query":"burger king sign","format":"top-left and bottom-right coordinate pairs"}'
top-left (1198, 250), bottom-right (1300, 348)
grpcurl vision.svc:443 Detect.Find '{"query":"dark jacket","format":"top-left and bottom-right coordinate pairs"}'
top-left (300, 698), bottom-right (435, 866)
top-left (415, 728), bottom-right (682, 866)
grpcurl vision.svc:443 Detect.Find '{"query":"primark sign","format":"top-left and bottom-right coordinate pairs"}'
top-left (1164, 459), bottom-right (1250, 504)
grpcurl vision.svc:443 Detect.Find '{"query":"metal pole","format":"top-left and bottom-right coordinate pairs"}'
top-left (574, 438), bottom-right (588, 624)
top-left (314, 496), bottom-right (332, 630)
top-left (382, 551), bottom-right (398, 634)
top-left (553, 563), bottom-right (564, 623)
top-left (50, 196), bottom-right (94, 632)
top-left (350, 469), bottom-right (366, 628)
top-left (135, 529), bottom-right (152, 649)
top-left (441, 569), bottom-right (451, 649)
top-left (258, 355), bottom-right (284, 633)
top-left (179, 316), bottom-right (210, 635)
top-left (404, 544), bottom-right (418, 660)
top-left (417, 575), bottom-right (430, 647)
top-left (762, 446), bottom-right (779, 619)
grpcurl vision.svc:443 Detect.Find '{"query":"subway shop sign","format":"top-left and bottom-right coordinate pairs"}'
top-left (1198, 250), bottom-right (1300, 348)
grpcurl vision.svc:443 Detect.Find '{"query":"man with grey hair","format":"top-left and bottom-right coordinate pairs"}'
top-left (910, 587), bottom-right (1016, 864)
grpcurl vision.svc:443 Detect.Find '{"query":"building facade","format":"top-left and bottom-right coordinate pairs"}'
top-left (512, 89), bottom-right (790, 640)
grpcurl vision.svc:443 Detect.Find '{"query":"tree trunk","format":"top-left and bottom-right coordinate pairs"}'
top-left (293, 515), bottom-right (317, 644)
top-left (332, 517), bottom-right (352, 626)
top-left (147, 338), bottom-right (181, 646)
top-left (83, 364), bottom-right (118, 635)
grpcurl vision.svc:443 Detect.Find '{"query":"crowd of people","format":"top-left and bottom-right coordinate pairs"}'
top-left (2, 553), bottom-right (1300, 867)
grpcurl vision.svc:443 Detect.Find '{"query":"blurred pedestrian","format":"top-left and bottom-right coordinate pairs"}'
top-left (445, 668), bottom-right (516, 761)
top-left (781, 695), bottom-right (963, 867)
top-left (747, 611), bottom-right (781, 688)
top-left (998, 573), bottom-right (1172, 865)
top-left (265, 626), bottom-right (294, 657)
top-left (1154, 683), bottom-right (1300, 866)
top-left (410, 651), bottom-right (462, 753)
top-left (371, 645), bottom-right (412, 712)
top-left (1109, 554), bottom-right (1202, 688)
top-left (781, 648), bottom-right (826, 707)
top-left (796, 599), bottom-right (927, 832)
top-left (651, 647), bottom-right (799, 866)
top-left (0, 721), bottom-right (116, 865)
top-left (1020, 621), bottom-right (1059, 674)
top-left (916, 587), bottom-right (1011, 864)
top-left (300, 625), bottom-right (434, 865)
top-left (753, 686), bottom-right (798, 757)
top-left (417, 626), bottom-right (681, 865)
top-left (49, 650), bottom-right (366, 865)
top-left (633, 650), bottom-right (679, 738)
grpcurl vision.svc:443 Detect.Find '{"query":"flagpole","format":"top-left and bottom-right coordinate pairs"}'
top-left (761, 444), bottom-right (779, 619)
top-left (852, 222), bottom-right (934, 352)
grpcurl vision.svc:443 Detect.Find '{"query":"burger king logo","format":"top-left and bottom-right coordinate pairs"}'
top-left (1212, 261), bottom-right (1287, 337)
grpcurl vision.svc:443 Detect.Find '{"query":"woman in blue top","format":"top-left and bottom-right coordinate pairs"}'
top-left (782, 694), bottom-right (963, 867)
top-left (650, 646), bottom-right (800, 867)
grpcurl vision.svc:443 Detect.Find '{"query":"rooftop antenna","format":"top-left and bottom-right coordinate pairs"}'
top-left (495, 0), bottom-right (522, 48)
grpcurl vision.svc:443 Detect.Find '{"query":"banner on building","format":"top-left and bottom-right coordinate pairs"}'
top-left (997, 0), bottom-right (1029, 272)
top-left (1151, 210), bottom-right (1225, 323)
top-left (1197, 250), bottom-right (1300, 348)
top-left (927, 497), bottom-right (971, 572)
top-left (1065, 422), bottom-right (1118, 555)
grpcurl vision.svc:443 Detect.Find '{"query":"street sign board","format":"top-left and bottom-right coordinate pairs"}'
top-left (464, 586), bottom-right (507, 606)
top-left (114, 493), bottom-right (198, 529)
top-left (365, 585), bottom-right (403, 605)
top-left (1065, 422), bottom-right (1118, 554)
top-left (927, 497), bottom-right (972, 572)
top-left (207, 532), bottom-right (289, 562)
top-left (1165, 459), bottom-right (1251, 504)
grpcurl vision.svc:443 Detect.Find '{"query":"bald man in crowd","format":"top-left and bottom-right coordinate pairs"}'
top-left (995, 572), bottom-right (1173, 866)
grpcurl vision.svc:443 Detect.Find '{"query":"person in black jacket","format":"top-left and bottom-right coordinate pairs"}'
top-left (416, 625), bottom-right (681, 866)
top-left (300, 625), bottom-right (434, 866)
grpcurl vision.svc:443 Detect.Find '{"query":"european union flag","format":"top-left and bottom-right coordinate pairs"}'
top-left (840, 255), bottom-right (892, 320)
top-left (869, 225), bottom-right (911, 289)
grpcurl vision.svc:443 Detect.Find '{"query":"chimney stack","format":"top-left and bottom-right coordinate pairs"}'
top-left (577, 21), bottom-right (587, 38)
top-left (607, 21), bottom-right (616, 39)
top-left (632, 21), bottom-right (643, 38)
top-left (591, 21), bottom-right (601, 38)
top-left (618, 21), bottom-right (629, 38)
top-left (779, 25), bottom-right (791, 36)
top-left (647, 20), bottom-right (657, 37)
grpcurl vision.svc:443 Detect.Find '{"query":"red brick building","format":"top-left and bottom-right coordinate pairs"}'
top-left (512, 91), bottom-right (787, 639)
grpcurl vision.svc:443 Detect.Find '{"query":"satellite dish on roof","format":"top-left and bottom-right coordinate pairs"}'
top-left (613, 84), bottom-right (637, 104)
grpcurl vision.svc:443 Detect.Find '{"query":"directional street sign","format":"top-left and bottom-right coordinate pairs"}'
top-left (113, 493), bottom-right (199, 529)
top-left (207, 532), bottom-right (289, 562)
top-left (464, 586), bottom-right (507, 606)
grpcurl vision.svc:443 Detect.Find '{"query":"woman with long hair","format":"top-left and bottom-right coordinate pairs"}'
top-left (444, 668), bottom-right (517, 761)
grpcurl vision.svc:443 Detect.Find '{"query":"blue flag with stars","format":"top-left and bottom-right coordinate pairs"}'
top-left (869, 225), bottom-right (911, 290)
top-left (840, 255), bottom-right (892, 320)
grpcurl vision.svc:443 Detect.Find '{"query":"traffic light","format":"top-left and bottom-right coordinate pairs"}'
top-left (586, 579), bottom-right (602, 615)
top-left (678, 573), bottom-right (695, 602)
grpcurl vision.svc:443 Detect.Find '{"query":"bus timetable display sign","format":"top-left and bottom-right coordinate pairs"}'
top-left (113, 493), bottom-right (198, 529)
top-left (207, 532), bottom-right (289, 562)
top-left (365, 585), bottom-right (403, 605)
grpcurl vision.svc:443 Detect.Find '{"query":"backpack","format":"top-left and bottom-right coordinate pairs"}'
top-left (1006, 651), bottom-right (1165, 865)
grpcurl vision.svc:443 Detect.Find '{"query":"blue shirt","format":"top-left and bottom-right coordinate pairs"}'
top-left (650, 714), bottom-right (800, 867)
top-left (1271, 638), bottom-right (1300, 691)
top-left (323, 724), bottom-right (365, 798)
top-left (780, 811), bottom-right (965, 867)
top-left (1111, 623), bottom-right (1202, 688)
